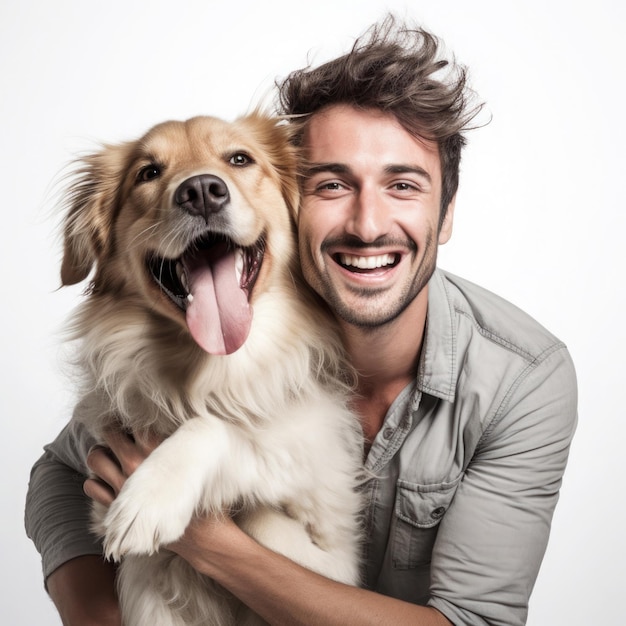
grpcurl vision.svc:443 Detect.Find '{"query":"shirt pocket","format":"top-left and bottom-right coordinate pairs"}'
top-left (392, 477), bottom-right (461, 570)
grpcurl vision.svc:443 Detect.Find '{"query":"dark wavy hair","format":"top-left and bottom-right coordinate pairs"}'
top-left (276, 16), bottom-right (484, 223)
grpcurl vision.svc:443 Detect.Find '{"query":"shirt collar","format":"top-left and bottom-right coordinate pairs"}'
top-left (416, 269), bottom-right (457, 402)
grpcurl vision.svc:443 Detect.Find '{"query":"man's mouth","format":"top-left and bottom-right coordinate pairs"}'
top-left (146, 233), bottom-right (264, 355)
top-left (335, 252), bottom-right (400, 272)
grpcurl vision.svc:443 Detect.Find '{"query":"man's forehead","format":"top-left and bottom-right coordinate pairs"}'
top-left (303, 105), bottom-right (439, 152)
top-left (302, 104), bottom-right (441, 178)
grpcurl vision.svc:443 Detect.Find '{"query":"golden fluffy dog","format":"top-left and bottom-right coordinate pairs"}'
top-left (60, 113), bottom-right (363, 625)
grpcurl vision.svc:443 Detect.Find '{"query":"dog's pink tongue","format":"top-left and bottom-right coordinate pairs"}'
top-left (185, 244), bottom-right (252, 355)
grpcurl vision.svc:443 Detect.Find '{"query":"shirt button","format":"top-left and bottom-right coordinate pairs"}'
top-left (431, 506), bottom-right (446, 519)
top-left (382, 427), bottom-right (394, 440)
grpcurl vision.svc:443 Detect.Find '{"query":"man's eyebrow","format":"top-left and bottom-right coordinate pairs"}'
top-left (384, 164), bottom-right (432, 183)
top-left (303, 162), bottom-right (352, 177)
top-left (303, 162), bottom-right (432, 184)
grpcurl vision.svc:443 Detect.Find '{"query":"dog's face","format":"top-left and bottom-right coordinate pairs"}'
top-left (61, 114), bottom-right (299, 355)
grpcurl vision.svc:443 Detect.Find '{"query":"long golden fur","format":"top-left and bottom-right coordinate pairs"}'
top-left (60, 113), bottom-right (363, 625)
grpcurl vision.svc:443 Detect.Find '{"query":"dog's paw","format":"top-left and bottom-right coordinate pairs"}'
top-left (101, 471), bottom-right (194, 561)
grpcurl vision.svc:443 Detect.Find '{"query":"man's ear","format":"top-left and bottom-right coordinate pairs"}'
top-left (438, 194), bottom-right (456, 245)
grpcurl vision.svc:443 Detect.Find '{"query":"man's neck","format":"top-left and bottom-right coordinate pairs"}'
top-left (340, 288), bottom-right (428, 445)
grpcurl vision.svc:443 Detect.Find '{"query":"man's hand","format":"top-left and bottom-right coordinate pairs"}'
top-left (84, 429), bottom-right (160, 506)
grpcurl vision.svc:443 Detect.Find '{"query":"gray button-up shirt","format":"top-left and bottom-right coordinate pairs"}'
top-left (25, 269), bottom-right (577, 625)
top-left (361, 270), bottom-right (577, 625)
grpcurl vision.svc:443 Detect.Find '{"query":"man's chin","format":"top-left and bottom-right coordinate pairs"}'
top-left (326, 292), bottom-right (407, 329)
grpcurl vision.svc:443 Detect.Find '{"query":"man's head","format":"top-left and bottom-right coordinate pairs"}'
top-left (277, 15), bottom-right (482, 225)
top-left (295, 104), bottom-right (451, 329)
top-left (276, 17), bottom-right (483, 331)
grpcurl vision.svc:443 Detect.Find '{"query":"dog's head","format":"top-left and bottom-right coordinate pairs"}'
top-left (61, 113), bottom-right (299, 355)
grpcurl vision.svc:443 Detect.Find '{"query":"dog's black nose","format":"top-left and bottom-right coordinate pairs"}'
top-left (175, 174), bottom-right (230, 220)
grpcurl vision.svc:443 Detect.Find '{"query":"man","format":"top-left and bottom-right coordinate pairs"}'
top-left (25, 17), bottom-right (577, 626)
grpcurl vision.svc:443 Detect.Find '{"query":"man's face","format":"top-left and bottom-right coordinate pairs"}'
top-left (298, 104), bottom-right (454, 328)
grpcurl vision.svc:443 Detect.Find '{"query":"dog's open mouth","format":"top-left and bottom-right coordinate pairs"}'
top-left (147, 234), bottom-right (264, 355)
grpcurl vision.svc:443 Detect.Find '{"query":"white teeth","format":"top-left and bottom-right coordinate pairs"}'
top-left (339, 253), bottom-right (396, 269)
top-left (176, 262), bottom-right (189, 292)
top-left (235, 249), bottom-right (244, 284)
top-left (187, 294), bottom-right (194, 303)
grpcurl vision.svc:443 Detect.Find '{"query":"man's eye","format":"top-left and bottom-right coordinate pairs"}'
top-left (317, 181), bottom-right (344, 191)
top-left (393, 182), bottom-right (416, 191)
top-left (137, 164), bottom-right (162, 183)
top-left (229, 153), bottom-right (254, 166)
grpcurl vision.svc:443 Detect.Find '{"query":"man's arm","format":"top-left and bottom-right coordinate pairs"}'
top-left (86, 431), bottom-right (452, 626)
top-left (428, 346), bottom-right (578, 625)
top-left (170, 514), bottom-right (452, 626)
top-left (24, 421), bottom-right (120, 625)
top-left (47, 556), bottom-right (120, 626)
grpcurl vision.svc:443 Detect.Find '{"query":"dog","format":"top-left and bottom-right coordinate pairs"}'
top-left (59, 113), bottom-right (364, 625)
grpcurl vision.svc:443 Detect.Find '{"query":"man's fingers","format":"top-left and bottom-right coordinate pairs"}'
top-left (100, 428), bottom-right (162, 473)
top-left (100, 429), bottom-right (147, 476)
top-left (84, 428), bottom-right (163, 509)
top-left (86, 444), bottom-right (126, 495)
top-left (83, 477), bottom-right (116, 506)
top-left (138, 430), bottom-right (162, 454)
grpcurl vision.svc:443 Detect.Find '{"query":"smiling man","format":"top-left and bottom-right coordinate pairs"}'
top-left (299, 105), bottom-right (447, 330)
top-left (25, 16), bottom-right (577, 626)
top-left (297, 104), bottom-right (453, 452)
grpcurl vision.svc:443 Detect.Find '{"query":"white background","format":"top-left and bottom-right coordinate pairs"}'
top-left (1, 1), bottom-right (623, 623)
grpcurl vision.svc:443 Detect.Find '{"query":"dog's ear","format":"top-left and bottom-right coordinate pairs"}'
top-left (275, 123), bottom-right (301, 224)
top-left (268, 120), bottom-right (300, 223)
top-left (60, 142), bottom-right (135, 286)
top-left (238, 112), bottom-right (301, 223)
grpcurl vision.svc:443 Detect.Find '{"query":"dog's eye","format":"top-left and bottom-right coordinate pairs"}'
top-left (229, 153), bottom-right (254, 167)
top-left (137, 164), bottom-right (162, 182)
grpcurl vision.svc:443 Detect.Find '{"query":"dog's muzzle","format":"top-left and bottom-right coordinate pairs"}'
top-left (175, 174), bottom-right (230, 223)
top-left (146, 175), bottom-right (265, 356)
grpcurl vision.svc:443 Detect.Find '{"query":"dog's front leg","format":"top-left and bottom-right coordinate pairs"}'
top-left (101, 416), bottom-right (236, 561)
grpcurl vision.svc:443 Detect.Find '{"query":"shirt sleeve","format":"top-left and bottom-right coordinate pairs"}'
top-left (24, 419), bottom-right (103, 586)
top-left (427, 345), bottom-right (578, 626)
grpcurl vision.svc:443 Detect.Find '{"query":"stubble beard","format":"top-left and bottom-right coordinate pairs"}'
top-left (303, 232), bottom-right (437, 330)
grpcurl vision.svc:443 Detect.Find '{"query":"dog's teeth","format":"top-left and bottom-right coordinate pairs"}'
top-left (176, 262), bottom-right (189, 292)
top-left (187, 294), bottom-right (194, 303)
top-left (235, 249), bottom-right (244, 284)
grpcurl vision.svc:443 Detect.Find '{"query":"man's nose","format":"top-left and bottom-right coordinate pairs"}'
top-left (345, 185), bottom-right (391, 242)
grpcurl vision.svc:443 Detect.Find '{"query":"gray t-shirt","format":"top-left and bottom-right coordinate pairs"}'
top-left (25, 269), bottom-right (578, 625)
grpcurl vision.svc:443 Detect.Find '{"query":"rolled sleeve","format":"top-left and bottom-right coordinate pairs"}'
top-left (428, 346), bottom-right (578, 625)
top-left (24, 420), bottom-right (102, 585)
